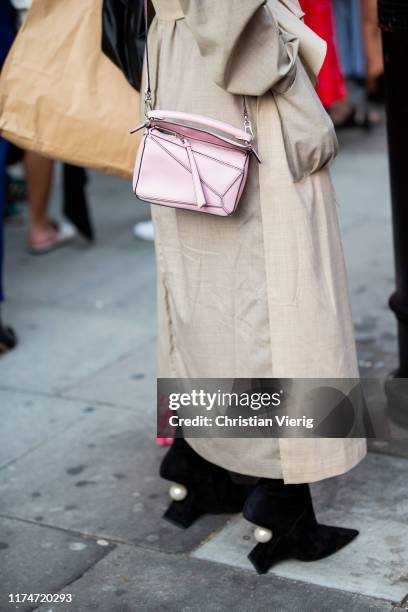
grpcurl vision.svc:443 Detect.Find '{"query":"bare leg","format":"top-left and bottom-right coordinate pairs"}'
top-left (361, 0), bottom-right (384, 96)
top-left (24, 151), bottom-right (56, 247)
top-left (328, 99), bottom-right (381, 128)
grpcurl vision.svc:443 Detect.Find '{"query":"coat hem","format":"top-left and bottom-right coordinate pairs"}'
top-left (186, 437), bottom-right (367, 484)
top-left (281, 438), bottom-right (367, 484)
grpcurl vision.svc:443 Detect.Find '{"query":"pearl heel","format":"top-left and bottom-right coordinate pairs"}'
top-left (253, 526), bottom-right (273, 543)
top-left (169, 483), bottom-right (188, 502)
top-left (244, 479), bottom-right (359, 574)
top-left (163, 483), bottom-right (204, 528)
top-left (160, 437), bottom-right (253, 529)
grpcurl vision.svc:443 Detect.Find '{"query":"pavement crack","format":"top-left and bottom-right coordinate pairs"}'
top-left (0, 418), bottom-right (81, 472)
top-left (31, 548), bottom-right (116, 612)
top-left (0, 512), bottom-right (121, 544)
top-left (0, 384), bottom-right (136, 412)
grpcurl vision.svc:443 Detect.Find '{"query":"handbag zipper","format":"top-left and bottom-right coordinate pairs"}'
top-left (152, 117), bottom-right (251, 148)
top-left (152, 126), bottom-right (261, 163)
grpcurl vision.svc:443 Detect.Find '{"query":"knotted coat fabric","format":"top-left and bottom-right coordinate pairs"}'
top-left (147, 0), bottom-right (366, 483)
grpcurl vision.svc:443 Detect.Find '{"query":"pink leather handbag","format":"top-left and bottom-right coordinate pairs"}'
top-left (132, 1), bottom-right (260, 217)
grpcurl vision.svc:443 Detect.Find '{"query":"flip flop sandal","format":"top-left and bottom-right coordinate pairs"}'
top-left (0, 325), bottom-right (17, 354)
top-left (28, 221), bottom-right (77, 255)
top-left (335, 106), bottom-right (379, 132)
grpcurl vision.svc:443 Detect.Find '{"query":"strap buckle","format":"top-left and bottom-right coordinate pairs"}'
top-left (144, 90), bottom-right (152, 117)
top-left (242, 96), bottom-right (254, 139)
top-left (244, 115), bottom-right (254, 139)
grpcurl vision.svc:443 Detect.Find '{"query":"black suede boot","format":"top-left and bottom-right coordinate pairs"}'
top-left (160, 438), bottom-right (253, 528)
top-left (243, 478), bottom-right (358, 574)
top-left (0, 308), bottom-right (17, 354)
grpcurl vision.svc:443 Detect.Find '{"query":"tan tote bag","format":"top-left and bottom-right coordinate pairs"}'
top-left (0, 0), bottom-right (140, 180)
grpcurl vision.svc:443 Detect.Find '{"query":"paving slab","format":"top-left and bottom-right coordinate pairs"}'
top-left (311, 452), bottom-right (408, 523)
top-left (0, 516), bottom-right (114, 612)
top-left (0, 404), bottom-right (227, 554)
top-left (4, 240), bottom-right (155, 319)
top-left (62, 339), bottom-right (156, 410)
top-left (193, 513), bottom-right (408, 603)
top-left (0, 390), bottom-right (90, 469)
top-left (0, 304), bottom-right (149, 394)
top-left (34, 544), bottom-right (393, 612)
top-left (193, 453), bottom-right (408, 603)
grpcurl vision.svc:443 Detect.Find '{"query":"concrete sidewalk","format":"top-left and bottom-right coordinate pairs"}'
top-left (1, 121), bottom-right (407, 612)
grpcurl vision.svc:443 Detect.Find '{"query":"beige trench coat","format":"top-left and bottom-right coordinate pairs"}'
top-left (148, 0), bottom-right (366, 483)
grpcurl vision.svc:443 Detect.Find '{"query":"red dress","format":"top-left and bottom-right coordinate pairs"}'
top-left (300, 0), bottom-right (347, 107)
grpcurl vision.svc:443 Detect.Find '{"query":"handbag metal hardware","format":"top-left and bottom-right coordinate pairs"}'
top-left (132, 0), bottom-right (259, 216)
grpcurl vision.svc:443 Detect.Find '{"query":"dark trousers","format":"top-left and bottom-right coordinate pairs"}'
top-left (0, 1), bottom-right (16, 303)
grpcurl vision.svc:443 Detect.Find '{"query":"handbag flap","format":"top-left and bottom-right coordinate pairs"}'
top-left (151, 129), bottom-right (246, 196)
top-left (134, 127), bottom-right (248, 210)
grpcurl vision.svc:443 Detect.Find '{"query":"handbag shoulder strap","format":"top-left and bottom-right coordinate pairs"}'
top-left (142, 0), bottom-right (253, 136)
top-left (143, 0), bottom-right (152, 115)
